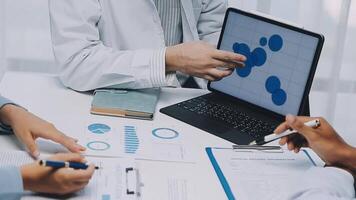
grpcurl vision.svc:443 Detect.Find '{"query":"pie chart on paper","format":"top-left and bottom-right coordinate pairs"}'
top-left (152, 128), bottom-right (179, 139)
top-left (88, 123), bottom-right (111, 134)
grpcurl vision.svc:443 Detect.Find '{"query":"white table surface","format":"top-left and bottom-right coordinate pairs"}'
top-left (0, 72), bottom-right (242, 199)
top-left (0, 72), bottom-right (323, 200)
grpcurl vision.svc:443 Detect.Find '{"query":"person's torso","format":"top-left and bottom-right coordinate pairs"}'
top-left (97, 0), bottom-right (204, 51)
top-left (153, 0), bottom-right (183, 46)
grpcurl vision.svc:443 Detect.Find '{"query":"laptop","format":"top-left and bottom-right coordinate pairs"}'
top-left (160, 8), bottom-right (324, 145)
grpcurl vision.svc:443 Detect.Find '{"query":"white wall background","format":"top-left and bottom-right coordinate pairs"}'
top-left (0, 0), bottom-right (356, 145)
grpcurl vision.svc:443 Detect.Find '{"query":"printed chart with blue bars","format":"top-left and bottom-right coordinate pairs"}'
top-left (212, 11), bottom-right (318, 115)
top-left (124, 126), bottom-right (139, 154)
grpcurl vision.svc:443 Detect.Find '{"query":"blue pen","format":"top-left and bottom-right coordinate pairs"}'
top-left (39, 160), bottom-right (100, 170)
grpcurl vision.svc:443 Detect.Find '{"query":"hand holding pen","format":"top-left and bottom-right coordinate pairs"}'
top-left (250, 118), bottom-right (320, 146)
top-left (272, 115), bottom-right (356, 175)
top-left (274, 115), bottom-right (351, 154)
top-left (39, 160), bottom-right (100, 170)
top-left (21, 153), bottom-right (95, 195)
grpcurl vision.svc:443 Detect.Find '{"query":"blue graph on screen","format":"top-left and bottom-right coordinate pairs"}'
top-left (88, 123), bottom-right (111, 134)
top-left (124, 126), bottom-right (139, 154)
top-left (265, 76), bottom-right (287, 106)
top-left (233, 34), bottom-right (287, 106)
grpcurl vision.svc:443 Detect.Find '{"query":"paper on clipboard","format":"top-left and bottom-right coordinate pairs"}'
top-left (206, 147), bottom-right (317, 200)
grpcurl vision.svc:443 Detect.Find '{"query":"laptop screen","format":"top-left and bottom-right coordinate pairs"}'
top-left (210, 10), bottom-right (320, 116)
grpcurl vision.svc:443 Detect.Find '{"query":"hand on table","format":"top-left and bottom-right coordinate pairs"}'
top-left (166, 41), bottom-right (246, 81)
top-left (0, 104), bottom-right (85, 158)
top-left (21, 153), bottom-right (95, 195)
top-left (274, 114), bottom-right (356, 171)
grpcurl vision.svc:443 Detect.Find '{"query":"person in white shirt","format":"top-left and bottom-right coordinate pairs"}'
top-left (48, 0), bottom-right (246, 91)
top-left (275, 115), bottom-right (356, 200)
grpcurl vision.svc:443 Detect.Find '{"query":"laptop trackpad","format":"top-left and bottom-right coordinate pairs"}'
top-left (222, 129), bottom-right (254, 145)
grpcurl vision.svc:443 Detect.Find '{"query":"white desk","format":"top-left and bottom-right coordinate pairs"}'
top-left (0, 72), bottom-right (243, 199)
top-left (0, 72), bottom-right (325, 200)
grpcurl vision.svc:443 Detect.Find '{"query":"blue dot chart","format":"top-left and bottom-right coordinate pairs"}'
top-left (260, 37), bottom-right (267, 46)
top-left (233, 34), bottom-right (286, 106)
top-left (268, 34), bottom-right (283, 52)
top-left (211, 12), bottom-right (319, 115)
top-left (233, 42), bottom-right (267, 78)
top-left (265, 76), bottom-right (287, 105)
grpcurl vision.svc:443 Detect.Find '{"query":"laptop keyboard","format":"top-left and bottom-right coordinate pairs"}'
top-left (177, 96), bottom-right (275, 139)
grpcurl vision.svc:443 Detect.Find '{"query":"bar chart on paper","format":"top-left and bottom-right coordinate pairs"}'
top-left (124, 126), bottom-right (140, 154)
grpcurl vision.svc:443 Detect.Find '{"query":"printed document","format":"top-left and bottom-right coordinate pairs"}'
top-left (209, 148), bottom-right (316, 200)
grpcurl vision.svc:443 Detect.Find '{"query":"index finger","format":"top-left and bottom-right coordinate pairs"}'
top-left (294, 116), bottom-right (319, 123)
top-left (274, 121), bottom-right (289, 134)
top-left (212, 50), bottom-right (246, 63)
top-left (274, 116), bottom-right (319, 134)
top-left (50, 153), bottom-right (86, 163)
top-left (40, 128), bottom-right (86, 152)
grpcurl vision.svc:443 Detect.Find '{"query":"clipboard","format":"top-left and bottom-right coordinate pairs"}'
top-left (206, 147), bottom-right (317, 200)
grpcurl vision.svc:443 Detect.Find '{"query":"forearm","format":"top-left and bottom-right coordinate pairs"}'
top-left (0, 96), bottom-right (15, 126)
top-left (0, 104), bottom-right (24, 127)
top-left (343, 146), bottom-right (356, 175)
top-left (20, 163), bottom-right (41, 192)
top-left (0, 104), bottom-right (14, 125)
top-left (58, 45), bottom-right (174, 91)
top-left (165, 45), bottom-right (183, 72)
top-left (330, 144), bottom-right (356, 178)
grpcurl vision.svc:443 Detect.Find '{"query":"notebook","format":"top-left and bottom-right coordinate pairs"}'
top-left (91, 88), bottom-right (160, 120)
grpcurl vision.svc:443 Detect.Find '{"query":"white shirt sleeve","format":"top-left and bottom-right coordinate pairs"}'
top-left (287, 167), bottom-right (355, 200)
top-left (48, 0), bottom-right (178, 91)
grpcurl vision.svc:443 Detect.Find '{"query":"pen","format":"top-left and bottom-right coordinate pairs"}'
top-left (39, 160), bottom-right (100, 170)
top-left (250, 119), bottom-right (320, 145)
top-left (232, 145), bottom-right (281, 151)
